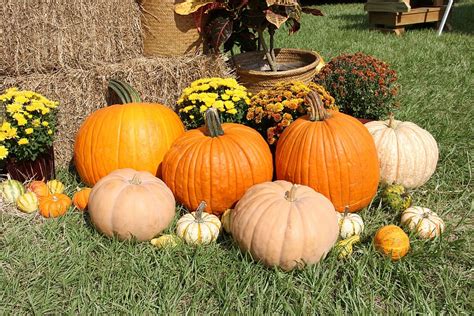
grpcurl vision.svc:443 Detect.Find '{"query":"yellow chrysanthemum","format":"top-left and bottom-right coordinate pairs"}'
top-left (18, 138), bottom-right (29, 145)
top-left (6, 103), bottom-right (23, 114)
top-left (12, 113), bottom-right (27, 126)
top-left (227, 109), bottom-right (237, 115)
top-left (199, 105), bottom-right (207, 113)
top-left (25, 128), bottom-right (34, 134)
top-left (41, 121), bottom-right (49, 127)
top-left (47, 129), bottom-right (53, 135)
top-left (32, 119), bottom-right (40, 127)
top-left (0, 145), bottom-right (8, 160)
top-left (224, 101), bottom-right (235, 109)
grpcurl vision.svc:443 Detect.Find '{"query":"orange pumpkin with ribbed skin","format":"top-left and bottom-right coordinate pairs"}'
top-left (39, 193), bottom-right (72, 218)
top-left (275, 91), bottom-right (380, 212)
top-left (27, 180), bottom-right (49, 198)
top-left (74, 103), bottom-right (185, 186)
top-left (73, 188), bottom-right (92, 211)
top-left (162, 108), bottom-right (273, 215)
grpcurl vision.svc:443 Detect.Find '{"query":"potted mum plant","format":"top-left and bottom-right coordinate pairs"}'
top-left (175, 0), bottom-right (324, 93)
top-left (176, 77), bottom-right (251, 129)
top-left (0, 88), bottom-right (59, 181)
top-left (314, 52), bottom-right (400, 122)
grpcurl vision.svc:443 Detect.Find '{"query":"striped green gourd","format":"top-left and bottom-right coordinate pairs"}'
top-left (1, 175), bottom-right (25, 203)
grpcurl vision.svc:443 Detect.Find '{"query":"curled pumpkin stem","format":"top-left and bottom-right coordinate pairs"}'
top-left (285, 184), bottom-right (298, 202)
top-left (195, 201), bottom-right (207, 222)
top-left (205, 107), bottom-right (224, 137)
top-left (307, 91), bottom-right (329, 122)
top-left (388, 112), bottom-right (395, 128)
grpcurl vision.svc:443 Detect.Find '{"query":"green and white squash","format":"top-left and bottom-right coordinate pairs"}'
top-left (401, 206), bottom-right (445, 239)
top-left (0, 176), bottom-right (25, 203)
top-left (176, 201), bottom-right (221, 245)
top-left (337, 207), bottom-right (364, 239)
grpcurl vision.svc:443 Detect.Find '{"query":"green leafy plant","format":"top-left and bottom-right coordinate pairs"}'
top-left (314, 52), bottom-right (400, 120)
top-left (0, 88), bottom-right (59, 162)
top-left (175, 0), bottom-right (323, 71)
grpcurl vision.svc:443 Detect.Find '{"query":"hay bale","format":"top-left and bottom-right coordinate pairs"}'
top-left (0, 55), bottom-right (233, 168)
top-left (1, 0), bottom-right (142, 75)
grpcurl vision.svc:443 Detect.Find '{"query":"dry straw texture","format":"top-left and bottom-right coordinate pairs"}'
top-left (0, 56), bottom-right (233, 167)
top-left (1, 0), bottom-right (143, 75)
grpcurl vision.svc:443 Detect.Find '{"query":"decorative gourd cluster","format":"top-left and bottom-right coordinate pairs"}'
top-left (1, 68), bottom-right (445, 271)
top-left (0, 175), bottom-right (91, 217)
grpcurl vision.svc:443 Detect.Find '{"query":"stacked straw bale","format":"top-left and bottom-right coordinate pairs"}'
top-left (0, 56), bottom-right (233, 167)
top-left (1, 0), bottom-right (143, 75)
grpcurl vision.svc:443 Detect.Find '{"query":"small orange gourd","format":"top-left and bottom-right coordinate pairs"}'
top-left (39, 193), bottom-right (72, 218)
top-left (73, 188), bottom-right (92, 211)
top-left (27, 180), bottom-right (49, 198)
top-left (374, 225), bottom-right (410, 260)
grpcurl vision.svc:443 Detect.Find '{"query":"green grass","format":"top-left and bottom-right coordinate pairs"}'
top-left (1, 2), bottom-right (473, 314)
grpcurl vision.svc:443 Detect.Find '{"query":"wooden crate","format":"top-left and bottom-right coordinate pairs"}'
top-left (367, 1), bottom-right (447, 35)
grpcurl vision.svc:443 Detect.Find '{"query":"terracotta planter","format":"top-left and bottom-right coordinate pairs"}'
top-left (357, 118), bottom-right (374, 124)
top-left (232, 48), bottom-right (321, 94)
top-left (3, 147), bottom-right (55, 182)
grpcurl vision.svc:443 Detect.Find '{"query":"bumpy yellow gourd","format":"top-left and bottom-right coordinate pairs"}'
top-left (150, 234), bottom-right (181, 249)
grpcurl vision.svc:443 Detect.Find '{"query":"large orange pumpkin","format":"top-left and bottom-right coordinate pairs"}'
top-left (74, 103), bottom-right (185, 186)
top-left (275, 91), bottom-right (380, 212)
top-left (162, 107), bottom-right (273, 215)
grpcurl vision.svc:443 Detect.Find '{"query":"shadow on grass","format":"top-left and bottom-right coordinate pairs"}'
top-left (449, 3), bottom-right (474, 34)
top-left (332, 12), bottom-right (370, 30)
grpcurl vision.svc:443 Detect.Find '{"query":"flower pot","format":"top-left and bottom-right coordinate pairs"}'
top-left (357, 118), bottom-right (374, 124)
top-left (4, 147), bottom-right (55, 182)
top-left (141, 0), bottom-right (202, 57)
top-left (232, 48), bottom-right (321, 94)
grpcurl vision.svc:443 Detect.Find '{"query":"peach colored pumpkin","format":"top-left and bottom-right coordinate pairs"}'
top-left (88, 168), bottom-right (176, 241)
top-left (231, 180), bottom-right (339, 271)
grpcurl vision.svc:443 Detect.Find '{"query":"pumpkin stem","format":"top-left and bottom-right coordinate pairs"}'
top-left (129, 174), bottom-right (141, 185)
top-left (107, 79), bottom-right (142, 105)
top-left (343, 206), bottom-right (349, 217)
top-left (388, 112), bottom-right (395, 128)
top-left (205, 107), bottom-right (224, 137)
top-left (285, 184), bottom-right (298, 202)
top-left (307, 91), bottom-right (329, 122)
top-left (52, 195), bottom-right (58, 202)
top-left (195, 201), bottom-right (207, 222)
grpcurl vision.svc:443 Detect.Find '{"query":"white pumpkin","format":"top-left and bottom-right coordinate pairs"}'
top-left (337, 208), bottom-right (364, 239)
top-left (401, 206), bottom-right (445, 239)
top-left (365, 116), bottom-right (438, 188)
top-left (176, 201), bottom-right (221, 245)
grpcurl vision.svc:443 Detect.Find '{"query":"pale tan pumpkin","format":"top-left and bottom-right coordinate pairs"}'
top-left (88, 169), bottom-right (176, 241)
top-left (231, 180), bottom-right (339, 271)
top-left (401, 206), bottom-right (445, 239)
top-left (365, 115), bottom-right (438, 188)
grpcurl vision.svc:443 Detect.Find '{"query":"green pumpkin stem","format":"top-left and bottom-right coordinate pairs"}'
top-left (307, 91), bottom-right (329, 122)
top-left (195, 201), bottom-right (207, 222)
top-left (129, 174), bottom-right (141, 185)
top-left (285, 184), bottom-right (298, 202)
top-left (205, 107), bottom-right (224, 137)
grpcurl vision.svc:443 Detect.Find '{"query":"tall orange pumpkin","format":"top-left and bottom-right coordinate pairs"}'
top-left (275, 91), bottom-right (379, 212)
top-left (74, 103), bottom-right (185, 186)
top-left (162, 107), bottom-right (273, 215)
